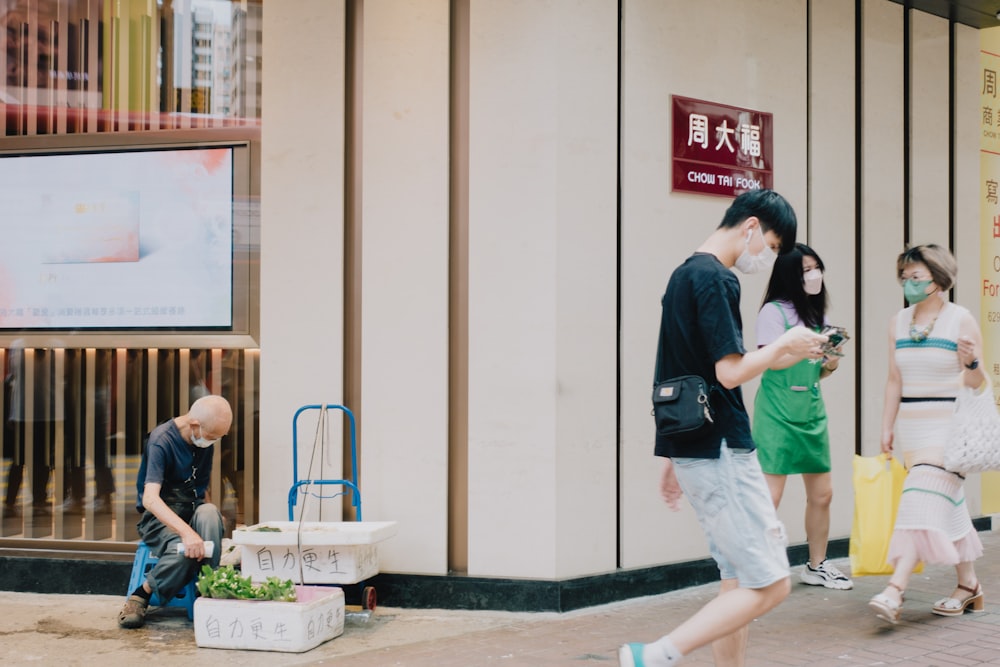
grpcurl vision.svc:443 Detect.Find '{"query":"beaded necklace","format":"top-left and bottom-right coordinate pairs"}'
top-left (909, 304), bottom-right (943, 342)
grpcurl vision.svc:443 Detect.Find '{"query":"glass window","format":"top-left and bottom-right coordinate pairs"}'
top-left (0, 0), bottom-right (262, 135)
top-left (0, 0), bottom-right (262, 550)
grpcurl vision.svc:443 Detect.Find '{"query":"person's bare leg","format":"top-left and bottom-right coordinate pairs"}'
top-left (710, 578), bottom-right (748, 667)
top-left (668, 576), bottom-right (790, 666)
top-left (925, 561), bottom-right (983, 616)
top-left (955, 561), bottom-right (978, 589)
top-left (874, 552), bottom-right (920, 604)
top-left (945, 561), bottom-right (980, 599)
top-left (763, 473), bottom-right (786, 509)
top-left (802, 473), bottom-right (832, 567)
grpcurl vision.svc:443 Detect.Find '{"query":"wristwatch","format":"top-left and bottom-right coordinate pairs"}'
top-left (965, 358), bottom-right (980, 370)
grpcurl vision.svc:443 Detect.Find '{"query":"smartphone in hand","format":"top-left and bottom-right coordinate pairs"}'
top-left (820, 325), bottom-right (849, 357)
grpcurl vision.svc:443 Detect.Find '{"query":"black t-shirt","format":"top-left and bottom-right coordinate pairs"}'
top-left (653, 252), bottom-right (753, 458)
top-left (135, 420), bottom-right (214, 513)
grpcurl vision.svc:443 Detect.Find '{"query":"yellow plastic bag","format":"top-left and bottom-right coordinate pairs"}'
top-left (849, 453), bottom-right (921, 577)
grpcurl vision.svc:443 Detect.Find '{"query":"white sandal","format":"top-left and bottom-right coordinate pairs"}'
top-left (932, 582), bottom-right (984, 616)
top-left (869, 582), bottom-right (904, 624)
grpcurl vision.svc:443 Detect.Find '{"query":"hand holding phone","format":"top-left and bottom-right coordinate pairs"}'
top-left (819, 325), bottom-right (849, 357)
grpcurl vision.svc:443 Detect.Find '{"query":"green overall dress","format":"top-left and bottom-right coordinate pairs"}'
top-left (752, 303), bottom-right (831, 474)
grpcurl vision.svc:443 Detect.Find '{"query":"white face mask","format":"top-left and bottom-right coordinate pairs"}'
top-left (191, 424), bottom-right (218, 449)
top-left (733, 226), bottom-right (777, 275)
top-left (803, 268), bottom-right (824, 295)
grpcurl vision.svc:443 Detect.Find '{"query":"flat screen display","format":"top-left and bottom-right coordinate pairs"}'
top-left (0, 147), bottom-right (234, 330)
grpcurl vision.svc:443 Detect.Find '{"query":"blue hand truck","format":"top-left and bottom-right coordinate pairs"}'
top-left (286, 403), bottom-right (376, 610)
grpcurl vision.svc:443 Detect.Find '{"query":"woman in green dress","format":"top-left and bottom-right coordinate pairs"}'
top-left (752, 243), bottom-right (851, 590)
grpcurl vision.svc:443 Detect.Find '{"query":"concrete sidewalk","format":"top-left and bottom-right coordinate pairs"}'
top-left (5, 530), bottom-right (1000, 666)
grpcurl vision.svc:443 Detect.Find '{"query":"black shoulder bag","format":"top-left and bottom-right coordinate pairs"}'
top-left (651, 339), bottom-right (715, 437)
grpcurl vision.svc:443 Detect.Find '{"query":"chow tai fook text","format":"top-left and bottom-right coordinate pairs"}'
top-left (671, 95), bottom-right (773, 198)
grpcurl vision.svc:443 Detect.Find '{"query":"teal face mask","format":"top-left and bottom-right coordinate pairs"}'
top-left (903, 279), bottom-right (933, 305)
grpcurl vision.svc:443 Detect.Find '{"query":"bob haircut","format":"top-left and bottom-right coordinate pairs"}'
top-left (717, 189), bottom-right (797, 254)
top-left (896, 244), bottom-right (957, 292)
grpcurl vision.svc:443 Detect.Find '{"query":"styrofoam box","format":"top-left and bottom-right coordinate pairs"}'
top-left (194, 585), bottom-right (344, 653)
top-left (232, 521), bottom-right (397, 585)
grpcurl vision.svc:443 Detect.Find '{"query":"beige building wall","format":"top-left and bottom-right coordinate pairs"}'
top-left (910, 11), bottom-right (950, 246)
top-left (259, 0), bottom-right (990, 581)
top-left (860, 0), bottom-right (906, 459)
top-left (465, 0), bottom-right (618, 579)
top-left (793, 0), bottom-right (856, 551)
top-left (357, 0), bottom-right (451, 576)
top-left (259, 1), bottom-right (348, 525)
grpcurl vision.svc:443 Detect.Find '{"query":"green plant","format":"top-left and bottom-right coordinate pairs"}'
top-left (256, 576), bottom-right (297, 602)
top-left (196, 565), bottom-right (297, 602)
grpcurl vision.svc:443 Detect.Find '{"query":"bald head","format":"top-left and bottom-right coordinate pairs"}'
top-left (188, 395), bottom-right (233, 438)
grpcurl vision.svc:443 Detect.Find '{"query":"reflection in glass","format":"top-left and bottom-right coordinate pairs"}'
top-left (0, 0), bottom-right (262, 136)
top-left (0, 347), bottom-right (259, 543)
top-left (0, 1), bottom-right (262, 552)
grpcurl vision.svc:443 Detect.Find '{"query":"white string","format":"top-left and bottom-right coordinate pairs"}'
top-left (297, 405), bottom-right (328, 585)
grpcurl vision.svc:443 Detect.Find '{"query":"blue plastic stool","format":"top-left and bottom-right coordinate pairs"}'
top-left (125, 542), bottom-right (198, 620)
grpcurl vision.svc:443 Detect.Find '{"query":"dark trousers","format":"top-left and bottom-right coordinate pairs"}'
top-left (136, 503), bottom-right (224, 603)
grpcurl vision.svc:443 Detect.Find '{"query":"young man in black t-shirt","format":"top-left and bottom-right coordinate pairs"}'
top-left (620, 190), bottom-right (828, 667)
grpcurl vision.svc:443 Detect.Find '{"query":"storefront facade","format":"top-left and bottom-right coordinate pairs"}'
top-left (1, 0), bottom-right (996, 610)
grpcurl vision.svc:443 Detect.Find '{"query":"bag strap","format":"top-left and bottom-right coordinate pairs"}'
top-left (653, 320), bottom-right (664, 386)
top-left (769, 300), bottom-right (826, 334)
top-left (768, 301), bottom-right (791, 331)
top-left (652, 319), bottom-right (717, 397)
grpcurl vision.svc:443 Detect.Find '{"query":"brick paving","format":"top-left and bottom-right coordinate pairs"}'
top-left (340, 549), bottom-right (1000, 667)
top-left (4, 529), bottom-right (1000, 666)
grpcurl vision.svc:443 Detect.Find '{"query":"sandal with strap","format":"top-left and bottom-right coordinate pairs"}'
top-left (869, 582), bottom-right (905, 625)
top-left (932, 582), bottom-right (984, 616)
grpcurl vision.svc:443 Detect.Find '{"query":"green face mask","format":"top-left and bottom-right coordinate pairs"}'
top-left (903, 279), bottom-right (933, 305)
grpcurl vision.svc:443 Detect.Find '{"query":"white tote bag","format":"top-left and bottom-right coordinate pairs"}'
top-left (944, 383), bottom-right (1000, 474)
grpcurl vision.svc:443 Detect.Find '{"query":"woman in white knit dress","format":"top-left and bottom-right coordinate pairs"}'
top-left (868, 244), bottom-right (986, 624)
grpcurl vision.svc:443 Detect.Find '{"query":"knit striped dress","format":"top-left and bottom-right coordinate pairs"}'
top-left (887, 302), bottom-right (983, 566)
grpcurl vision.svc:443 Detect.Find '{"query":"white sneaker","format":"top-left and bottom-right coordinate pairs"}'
top-left (800, 559), bottom-right (853, 590)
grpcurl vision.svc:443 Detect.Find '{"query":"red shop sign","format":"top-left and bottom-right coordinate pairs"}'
top-left (671, 95), bottom-right (773, 198)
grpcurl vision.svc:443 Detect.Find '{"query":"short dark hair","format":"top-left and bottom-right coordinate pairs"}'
top-left (718, 189), bottom-right (797, 254)
top-left (761, 243), bottom-right (827, 330)
top-left (896, 244), bottom-right (957, 291)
